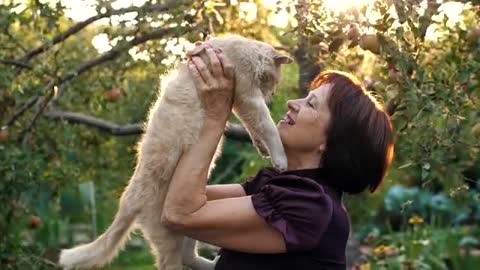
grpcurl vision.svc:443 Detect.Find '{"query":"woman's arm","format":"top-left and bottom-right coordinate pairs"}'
top-left (163, 118), bottom-right (286, 253)
top-left (162, 46), bottom-right (234, 218)
top-left (206, 184), bottom-right (246, 201)
top-left (162, 47), bottom-right (286, 253)
top-left (162, 117), bottom-right (229, 218)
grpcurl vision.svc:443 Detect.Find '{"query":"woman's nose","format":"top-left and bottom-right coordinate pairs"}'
top-left (287, 99), bottom-right (299, 112)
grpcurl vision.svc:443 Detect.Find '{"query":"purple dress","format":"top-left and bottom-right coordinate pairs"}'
top-left (215, 167), bottom-right (350, 270)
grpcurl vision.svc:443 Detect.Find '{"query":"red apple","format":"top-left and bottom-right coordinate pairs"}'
top-left (388, 69), bottom-right (401, 81)
top-left (29, 215), bottom-right (41, 229)
top-left (466, 27), bottom-right (480, 43)
top-left (347, 25), bottom-right (360, 40)
top-left (103, 87), bottom-right (122, 102)
top-left (0, 129), bottom-right (8, 144)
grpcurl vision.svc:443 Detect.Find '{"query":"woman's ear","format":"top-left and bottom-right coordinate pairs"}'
top-left (318, 144), bottom-right (327, 166)
top-left (318, 143), bottom-right (326, 155)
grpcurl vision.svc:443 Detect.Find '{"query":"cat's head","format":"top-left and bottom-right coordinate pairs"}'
top-left (188, 35), bottom-right (292, 101)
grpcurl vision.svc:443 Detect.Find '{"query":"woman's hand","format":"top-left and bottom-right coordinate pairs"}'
top-left (187, 46), bottom-right (235, 123)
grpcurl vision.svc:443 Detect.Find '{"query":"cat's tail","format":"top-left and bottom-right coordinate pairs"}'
top-left (59, 194), bottom-right (140, 269)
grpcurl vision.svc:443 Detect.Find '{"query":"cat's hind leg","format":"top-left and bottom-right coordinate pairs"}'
top-left (182, 237), bottom-right (218, 270)
top-left (142, 221), bottom-right (184, 270)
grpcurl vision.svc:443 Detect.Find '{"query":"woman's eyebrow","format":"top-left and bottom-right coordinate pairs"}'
top-left (309, 93), bottom-right (319, 103)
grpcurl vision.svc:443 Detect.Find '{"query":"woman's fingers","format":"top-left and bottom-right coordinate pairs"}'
top-left (186, 42), bottom-right (206, 57)
top-left (187, 60), bottom-right (207, 90)
top-left (216, 51), bottom-right (235, 80)
top-left (205, 48), bottom-right (223, 78)
top-left (191, 56), bottom-right (214, 86)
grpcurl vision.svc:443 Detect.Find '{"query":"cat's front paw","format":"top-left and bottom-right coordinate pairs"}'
top-left (252, 136), bottom-right (270, 158)
top-left (271, 155), bottom-right (288, 171)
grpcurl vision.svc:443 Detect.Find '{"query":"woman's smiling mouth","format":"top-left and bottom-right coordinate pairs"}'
top-left (280, 113), bottom-right (296, 125)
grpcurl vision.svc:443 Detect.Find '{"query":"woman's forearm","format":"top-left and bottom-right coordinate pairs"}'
top-left (162, 118), bottom-right (227, 222)
top-left (206, 184), bottom-right (246, 201)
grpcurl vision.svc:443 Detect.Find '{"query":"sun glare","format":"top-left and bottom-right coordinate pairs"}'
top-left (323, 0), bottom-right (376, 12)
top-left (30, 0), bottom-right (470, 55)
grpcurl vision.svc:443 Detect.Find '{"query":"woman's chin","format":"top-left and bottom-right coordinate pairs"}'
top-left (277, 121), bottom-right (287, 134)
top-left (278, 122), bottom-right (289, 142)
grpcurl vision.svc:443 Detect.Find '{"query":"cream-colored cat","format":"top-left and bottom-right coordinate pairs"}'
top-left (59, 35), bottom-right (292, 270)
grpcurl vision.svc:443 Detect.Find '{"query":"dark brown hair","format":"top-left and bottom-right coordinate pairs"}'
top-left (310, 70), bottom-right (394, 194)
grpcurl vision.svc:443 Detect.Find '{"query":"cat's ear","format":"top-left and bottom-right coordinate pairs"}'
top-left (273, 54), bottom-right (293, 65)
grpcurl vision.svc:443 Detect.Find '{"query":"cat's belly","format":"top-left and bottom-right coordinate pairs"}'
top-left (135, 103), bottom-right (204, 189)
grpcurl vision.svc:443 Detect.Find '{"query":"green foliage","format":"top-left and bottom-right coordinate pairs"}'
top-left (383, 185), bottom-right (456, 224)
top-left (357, 224), bottom-right (480, 270)
top-left (100, 247), bottom-right (154, 270)
top-left (303, 0), bottom-right (480, 191)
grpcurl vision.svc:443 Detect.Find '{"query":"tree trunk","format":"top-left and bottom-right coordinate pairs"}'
top-left (293, 44), bottom-right (322, 96)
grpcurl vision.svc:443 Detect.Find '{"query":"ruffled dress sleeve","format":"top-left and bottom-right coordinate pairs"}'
top-left (250, 175), bottom-right (333, 252)
top-left (241, 167), bottom-right (280, 195)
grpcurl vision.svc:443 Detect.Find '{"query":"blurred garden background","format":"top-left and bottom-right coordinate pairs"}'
top-left (0, 0), bottom-right (479, 269)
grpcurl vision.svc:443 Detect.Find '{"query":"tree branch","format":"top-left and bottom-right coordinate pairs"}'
top-left (43, 110), bottom-right (252, 142)
top-left (363, 80), bottom-right (397, 116)
top-left (385, 98), bottom-right (398, 116)
top-left (292, 0), bottom-right (323, 96)
top-left (16, 0), bottom-right (188, 63)
top-left (58, 26), bottom-right (181, 85)
top-left (3, 95), bottom-right (39, 127)
top-left (0, 59), bottom-right (33, 69)
top-left (4, 25), bottom-right (186, 130)
top-left (18, 83), bottom-right (56, 141)
top-left (273, 45), bottom-right (294, 54)
top-left (224, 123), bottom-right (251, 142)
top-left (44, 110), bottom-right (143, 135)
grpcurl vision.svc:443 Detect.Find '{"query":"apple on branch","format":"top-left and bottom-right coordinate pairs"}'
top-left (103, 87), bottom-right (125, 102)
top-left (0, 128), bottom-right (8, 144)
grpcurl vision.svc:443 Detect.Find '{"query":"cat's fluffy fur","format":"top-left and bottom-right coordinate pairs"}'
top-left (59, 35), bottom-right (291, 270)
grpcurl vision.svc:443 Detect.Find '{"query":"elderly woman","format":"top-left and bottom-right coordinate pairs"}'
top-left (161, 48), bottom-right (394, 270)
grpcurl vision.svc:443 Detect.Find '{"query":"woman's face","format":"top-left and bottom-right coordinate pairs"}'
top-left (278, 83), bottom-right (332, 154)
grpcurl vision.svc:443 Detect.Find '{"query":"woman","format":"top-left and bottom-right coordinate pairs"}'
top-left (161, 47), bottom-right (394, 269)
